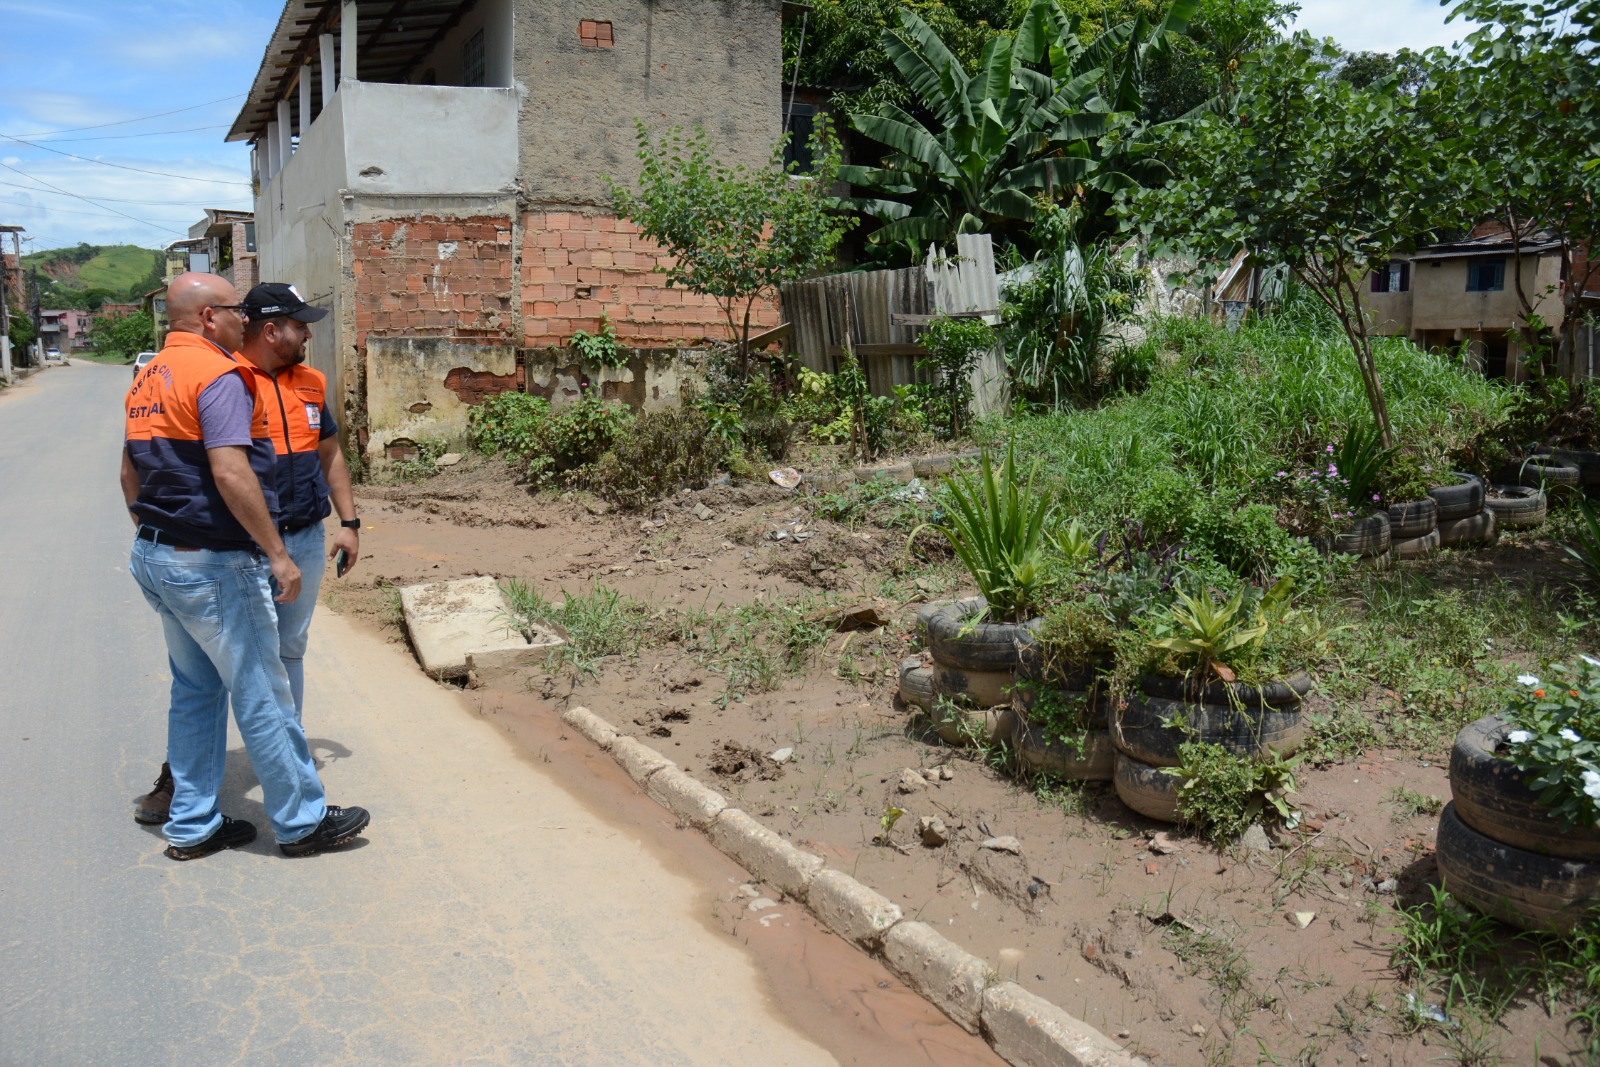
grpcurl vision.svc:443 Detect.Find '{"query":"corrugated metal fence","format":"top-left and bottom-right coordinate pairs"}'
top-left (779, 234), bottom-right (1009, 415)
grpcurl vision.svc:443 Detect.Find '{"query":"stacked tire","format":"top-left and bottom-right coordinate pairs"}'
top-left (1009, 638), bottom-right (1115, 781)
top-left (1428, 472), bottom-right (1499, 549)
top-left (899, 598), bottom-right (1034, 747)
top-left (1387, 497), bottom-right (1440, 560)
top-left (1436, 716), bottom-right (1600, 932)
top-left (1484, 486), bottom-right (1548, 531)
top-left (1550, 448), bottom-right (1600, 497)
top-left (1326, 511), bottom-right (1392, 568)
top-left (1498, 455), bottom-right (1582, 503)
top-left (1111, 673), bottom-right (1312, 823)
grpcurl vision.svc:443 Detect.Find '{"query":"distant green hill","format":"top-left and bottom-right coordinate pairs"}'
top-left (21, 243), bottom-right (162, 307)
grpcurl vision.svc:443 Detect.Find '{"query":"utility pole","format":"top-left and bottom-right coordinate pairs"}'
top-left (0, 224), bottom-right (24, 383)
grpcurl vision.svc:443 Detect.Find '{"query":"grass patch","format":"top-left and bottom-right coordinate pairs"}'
top-left (1385, 786), bottom-right (1444, 821)
top-left (499, 579), bottom-right (654, 675)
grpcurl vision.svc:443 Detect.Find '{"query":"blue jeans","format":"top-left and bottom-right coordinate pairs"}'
top-left (130, 535), bottom-right (326, 846)
top-left (274, 523), bottom-right (327, 722)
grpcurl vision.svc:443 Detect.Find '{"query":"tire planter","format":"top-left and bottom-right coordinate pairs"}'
top-left (924, 596), bottom-right (1042, 672)
top-left (1392, 528), bottom-right (1440, 560)
top-left (1113, 694), bottom-right (1306, 768)
top-left (1438, 508), bottom-right (1498, 548)
top-left (898, 656), bottom-right (935, 711)
top-left (1428, 472), bottom-right (1486, 523)
top-left (1549, 448), bottom-right (1600, 488)
top-left (1360, 547), bottom-right (1393, 570)
top-left (1014, 633), bottom-right (1108, 689)
top-left (1012, 714), bottom-right (1115, 780)
top-left (1012, 682), bottom-right (1111, 727)
top-left (929, 703), bottom-right (1015, 748)
top-left (931, 662), bottom-right (1014, 709)
top-left (1499, 456), bottom-right (1582, 493)
top-left (1435, 801), bottom-right (1600, 933)
top-left (1136, 671), bottom-right (1312, 709)
top-left (1386, 497), bottom-right (1439, 539)
top-left (1449, 716), bottom-right (1600, 861)
top-left (1484, 486), bottom-right (1548, 530)
top-left (1114, 753), bottom-right (1181, 822)
top-left (1333, 512), bottom-right (1391, 557)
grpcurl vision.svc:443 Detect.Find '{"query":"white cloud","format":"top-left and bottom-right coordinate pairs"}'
top-left (1291, 0), bottom-right (1476, 53)
top-left (110, 25), bottom-right (263, 66)
top-left (7, 91), bottom-right (139, 131)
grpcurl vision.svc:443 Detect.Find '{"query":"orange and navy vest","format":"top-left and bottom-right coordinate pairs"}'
top-left (232, 357), bottom-right (337, 530)
top-left (124, 332), bottom-right (278, 551)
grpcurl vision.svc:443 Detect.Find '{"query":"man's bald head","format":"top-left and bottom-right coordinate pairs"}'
top-left (165, 272), bottom-right (245, 352)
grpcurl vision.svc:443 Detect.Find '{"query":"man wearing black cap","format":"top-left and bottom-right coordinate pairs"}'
top-left (133, 282), bottom-right (362, 827)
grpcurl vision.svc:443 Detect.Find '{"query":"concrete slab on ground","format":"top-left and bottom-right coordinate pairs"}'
top-left (399, 575), bottom-right (563, 678)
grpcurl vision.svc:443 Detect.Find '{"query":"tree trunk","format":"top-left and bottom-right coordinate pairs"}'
top-left (1301, 259), bottom-right (1396, 449)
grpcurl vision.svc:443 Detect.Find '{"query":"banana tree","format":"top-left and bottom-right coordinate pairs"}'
top-left (838, 0), bottom-right (1201, 255)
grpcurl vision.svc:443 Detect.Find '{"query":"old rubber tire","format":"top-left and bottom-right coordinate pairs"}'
top-left (1428, 472), bottom-right (1485, 522)
top-left (1435, 802), bottom-right (1600, 933)
top-left (925, 597), bottom-right (1041, 672)
top-left (898, 657), bottom-right (935, 711)
top-left (1012, 683), bottom-right (1111, 728)
top-left (1549, 448), bottom-right (1600, 487)
top-left (1114, 753), bottom-right (1180, 822)
top-left (1334, 512), bottom-right (1391, 557)
top-left (1449, 716), bottom-right (1600, 860)
top-left (1392, 528), bottom-right (1440, 560)
top-left (1012, 716), bottom-right (1114, 780)
top-left (1438, 509), bottom-right (1498, 548)
top-left (1484, 486), bottom-right (1547, 530)
top-left (1113, 695), bottom-right (1305, 768)
top-left (931, 663), bottom-right (1014, 708)
top-left (1499, 456), bottom-right (1582, 491)
top-left (1137, 671), bottom-right (1312, 709)
top-left (1386, 498), bottom-right (1439, 539)
top-left (929, 703), bottom-right (1014, 748)
top-left (1360, 548), bottom-right (1393, 570)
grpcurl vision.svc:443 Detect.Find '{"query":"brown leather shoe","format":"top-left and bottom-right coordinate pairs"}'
top-left (134, 762), bottom-right (173, 825)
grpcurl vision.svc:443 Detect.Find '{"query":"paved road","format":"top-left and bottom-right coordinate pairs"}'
top-left (0, 362), bottom-right (844, 1066)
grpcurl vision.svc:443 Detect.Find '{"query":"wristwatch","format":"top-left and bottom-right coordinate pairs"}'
top-left (340, 517), bottom-right (362, 529)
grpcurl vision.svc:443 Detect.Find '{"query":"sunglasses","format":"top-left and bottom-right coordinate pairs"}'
top-left (208, 304), bottom-right (251, 318)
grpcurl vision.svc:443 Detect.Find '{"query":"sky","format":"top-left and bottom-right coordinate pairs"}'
top-left (0, 1), bottom-right (1478, 256)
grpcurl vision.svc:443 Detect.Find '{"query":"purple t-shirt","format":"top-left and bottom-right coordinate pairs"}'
top-left (197, 371), bottom-right (254, 449)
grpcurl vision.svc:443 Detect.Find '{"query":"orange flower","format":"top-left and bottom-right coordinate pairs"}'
top-left (1534, 689), bottom-right (1546, 698)
top-left (1573, 690), bottom-right (1581, 698)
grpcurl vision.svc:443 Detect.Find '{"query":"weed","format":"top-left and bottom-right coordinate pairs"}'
top-left (1385, 786), bottom-right (1444, 821)
top-left (1166, 744), bottom-right (1300, 843)
top-left (499, 579), bottom-right (653, 676)
top-left (588, 403), bottom-right (731, 508)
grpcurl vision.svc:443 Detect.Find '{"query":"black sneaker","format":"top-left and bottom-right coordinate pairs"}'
top-left (279, 805), bottom-right (370, 857)
top-left (164, 816), bottom-right (257, 861)
top-left (134, 762), bottom-right (174, 825)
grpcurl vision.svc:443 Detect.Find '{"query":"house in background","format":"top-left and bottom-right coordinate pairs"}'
top-left (38, 308), bottom-right (91, 351)
top-left (229, 0), bottom-right (784, 461)
top-left (186, 210), bottom-right (259, 294)
top-left (1362, 226), bottom-right (1598, 382)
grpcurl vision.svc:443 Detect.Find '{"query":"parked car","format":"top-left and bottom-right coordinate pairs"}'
top-left (45, 348), bottom-right (61, 360)
top-left (132, 351), bottom-right (157, 375)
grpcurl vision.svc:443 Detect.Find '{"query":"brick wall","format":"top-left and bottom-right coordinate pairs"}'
top-left (520, 210), bottom-right (776, 348)
top-left (351, 215), bottom-right (518, 351)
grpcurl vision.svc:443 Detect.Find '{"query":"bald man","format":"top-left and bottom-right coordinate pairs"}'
top-left (122, 272), bottom-right (369, 860)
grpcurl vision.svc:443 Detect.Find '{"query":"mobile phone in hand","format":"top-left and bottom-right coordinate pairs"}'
top-left (335, 548), bottom-right (350, 577)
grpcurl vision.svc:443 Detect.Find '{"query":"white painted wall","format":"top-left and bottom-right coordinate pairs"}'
top-left (342, 82), bottom-right (518, 196)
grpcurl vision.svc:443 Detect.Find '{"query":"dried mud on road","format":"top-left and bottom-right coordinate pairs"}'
top-left (323, 455), bottom-right (1585, 1067)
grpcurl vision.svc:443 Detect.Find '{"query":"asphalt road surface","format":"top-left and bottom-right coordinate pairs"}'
top-left (0, 362), bottom-right (848, 1066)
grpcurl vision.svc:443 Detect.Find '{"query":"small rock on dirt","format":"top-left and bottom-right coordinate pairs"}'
top-left (939, 765), bottom-right (953, 781)
top-left (769, 747), bottom-right (794, 764)
top-left (897, 769), bottom-right (927, 794)
top-left (1148, 832), bottom-right (1181, 855)
top-left (692, 503), bottom-right (713, 521)
top-left (981, 836), bottom-right (1022, 855)
top-left (435, 452), bottom-right (462, 468)
top-left (918, 816), bottom-right (948, 847)
top-left (1236, 824), bottom-right (1273, 852)
top-left (1291, 911), bottom-right (1316, 929)
top-left (828, 600), bottom-right (891, 631)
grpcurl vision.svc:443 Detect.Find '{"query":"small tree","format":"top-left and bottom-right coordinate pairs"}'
top-left (606, 122), bottom-right (853, 380)
top-left (1127, 35), bottom-right (1468, 447)
top-left (89, 310), bottom-right (155, 361)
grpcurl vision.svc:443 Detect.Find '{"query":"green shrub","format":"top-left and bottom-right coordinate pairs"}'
top-left (590, 404), bottom-right (732, 508)
top-left (1167, 743), bottom-right (1300, 842)
top-left (468, 392), bottom-right (550, 458)
top-left (918, 315), bottom-right (993, 438)
top-left (524, 395), bottom-right (635, 488)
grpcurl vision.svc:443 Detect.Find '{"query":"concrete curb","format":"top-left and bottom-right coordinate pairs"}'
top-left (564, 705), bottom-right (1148, 1067)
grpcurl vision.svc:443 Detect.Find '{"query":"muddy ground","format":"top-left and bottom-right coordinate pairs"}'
top-left (322, 455), bottom-right (1589, 1067)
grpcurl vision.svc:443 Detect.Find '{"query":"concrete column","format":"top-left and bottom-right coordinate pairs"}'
top-left (264, 120), bottom-right (281, 180)
top-left (319, 33), bottom-right (337, 105)
top-left (276, 98), bottom-right (293, 162)
top-left (298, 62), bottom-right (313, 133)
top-left (341, 1), bottom-right (359, 84)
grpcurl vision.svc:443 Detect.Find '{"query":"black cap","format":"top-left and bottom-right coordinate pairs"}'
top-left (243, 282), bottom-right (328, 323)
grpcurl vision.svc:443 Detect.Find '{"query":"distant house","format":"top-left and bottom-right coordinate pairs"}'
top-left (1361, 226), bottom-right (1599, 382)
top-left (38, 308), bottom-right (91, 351)
top-left (184, 210), bottom-right (259, 294)
top-left (228, 0), bottom-right (785, 460)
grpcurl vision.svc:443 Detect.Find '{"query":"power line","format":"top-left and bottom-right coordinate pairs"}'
top-left (0, 196), bottom-right (170, 221)
top-left (1, 94), bottom-right (247, 139)
top-left (0, 135), bottom-right (251, 186)
top-left (30, 124), bottom-right (232, 143)
top-left (0, 161), bottom-right (187, 237)
top-left (0, 175), bottom-right (246, 206)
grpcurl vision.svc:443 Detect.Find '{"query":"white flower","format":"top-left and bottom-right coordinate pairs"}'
top-left (1560, 728), bottom-right (1582, 743)
top-left (1508, 730), bottom-right (1533, 744)
top-left (1517, 674), bottom-right (1541, 687)
top-left (1584, 770), bottom-right (1600, 800)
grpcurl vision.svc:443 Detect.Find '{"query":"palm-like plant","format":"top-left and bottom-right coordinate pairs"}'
top-left (1149, 586), bottom-right (1270, 681)
top-left (1561, 499), bottom-right (1600, 587)
top-left (838, 0), bottom-right (1201, 254)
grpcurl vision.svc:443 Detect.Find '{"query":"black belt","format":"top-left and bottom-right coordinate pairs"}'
top-left (136, 526), bottom-right (199, 551)
top-left (278, 520), bottom-right (316, 535)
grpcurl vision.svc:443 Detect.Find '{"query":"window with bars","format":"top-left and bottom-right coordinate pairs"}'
top-left (1370, 260), bottom-right (1409, 293)
top-left (1466, 258), bottom-right (1505, 292)
top-left (462, 29), bottom-right (486, 86)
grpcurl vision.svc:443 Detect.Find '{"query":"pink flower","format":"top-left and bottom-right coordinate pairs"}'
top-left (1326, 445), bottom-right (1335, 453)
top-left (1372, 493), bottom-right (1381, 501)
